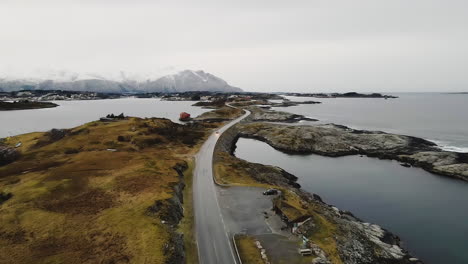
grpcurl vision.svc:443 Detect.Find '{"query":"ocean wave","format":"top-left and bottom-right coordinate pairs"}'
top-left (431, 140), bottom-right (468, 153)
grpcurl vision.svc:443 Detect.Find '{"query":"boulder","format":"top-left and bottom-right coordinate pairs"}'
top-left (0, 145), bottom-right (19, 166)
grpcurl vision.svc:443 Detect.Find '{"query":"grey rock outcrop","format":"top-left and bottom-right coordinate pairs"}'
top-left (0, 145), bottom-right (20, 166)
top-left (0, 192), bottom-right (13, 205)
top-left (246, 107), bottom-right (317, 123)
top-left (399, 152), bottom-right (468, 180)
top-left (238, 122), bottom-right (468, 181)
top-left (145, 161), bottom-right (188, 264)
top-left (270, 100), bottom-right (322, 107)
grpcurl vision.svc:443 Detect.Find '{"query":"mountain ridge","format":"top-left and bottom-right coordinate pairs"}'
top-left (0, 70), bottom-right (243, 93)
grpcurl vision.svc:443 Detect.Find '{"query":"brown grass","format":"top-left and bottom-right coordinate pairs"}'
top-left (0, 117), bottom-right (213, 264)
top-left (214, 153), bottom-right (270, 187)
top-left (195, 106), bottom-right (243, 121)
top-left (178, 160), bottom-right (199, 264)
top-left (235, 235), bottom-right (264, 264)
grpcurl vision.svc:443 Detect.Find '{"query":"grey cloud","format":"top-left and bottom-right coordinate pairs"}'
top-left (0, 0), bottom-right (467, 92)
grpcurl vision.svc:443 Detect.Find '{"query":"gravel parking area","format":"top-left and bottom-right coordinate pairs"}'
top-left (218, 186), bottom-right (308, 264)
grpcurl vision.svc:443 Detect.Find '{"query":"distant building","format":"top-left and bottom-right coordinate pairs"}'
top-left (179, 112), bottom-right (191, 121)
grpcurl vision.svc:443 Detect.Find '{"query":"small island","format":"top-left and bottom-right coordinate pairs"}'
top-left (0, 100), bottom-right (58, 111)
top-left (285, 92), bottom-right (398, 99)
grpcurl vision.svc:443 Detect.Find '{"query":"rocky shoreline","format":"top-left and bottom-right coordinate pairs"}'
top-left (245, 106), bottom-right (318, 123)
top-left (283, 92), bottom-right (398, 99)
top-left (269, 100), bottom-right (322, 107)
top-left (214, 121), bottom-right (422, 264)
top-left (237, 122), bottom-right (468, 181)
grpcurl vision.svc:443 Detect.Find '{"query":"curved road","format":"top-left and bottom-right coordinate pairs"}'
top-left (194, 109), bottom-right (250, 264)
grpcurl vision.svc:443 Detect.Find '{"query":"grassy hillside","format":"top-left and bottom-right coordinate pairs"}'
top-left (0, 117), bottom-right (215, 264)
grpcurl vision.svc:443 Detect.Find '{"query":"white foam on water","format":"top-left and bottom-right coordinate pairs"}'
top-left (431, 140), bottom-right (468, 153)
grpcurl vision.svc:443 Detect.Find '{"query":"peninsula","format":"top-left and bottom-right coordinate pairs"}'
top-left (0, 100), bottom-right (58, 111)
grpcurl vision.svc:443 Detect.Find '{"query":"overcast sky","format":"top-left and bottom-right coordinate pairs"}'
top-left (0, 0), bottom-right (467, 92)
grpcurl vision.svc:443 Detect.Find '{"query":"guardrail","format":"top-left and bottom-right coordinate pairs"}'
top-left (211, 105), bottom-right (250, 187)
top-left (232, 234), bottom-right (243, 264)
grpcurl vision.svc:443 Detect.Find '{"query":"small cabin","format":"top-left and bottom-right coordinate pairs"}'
top-left (179, 112), bottom-right (191, 121)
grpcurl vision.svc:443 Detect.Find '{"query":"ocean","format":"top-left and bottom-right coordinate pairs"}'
top-left (279, 93), bottom-right (468, 152)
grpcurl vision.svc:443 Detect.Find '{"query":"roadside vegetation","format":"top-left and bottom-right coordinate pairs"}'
top-left (194, 106), bottom-right (243, 121)
top-left (234, 235), bottom-right (265, 264)
top-left (178, 159), bottom-right (198, 264)
top-left (214, 152), bottom-right (270, 186)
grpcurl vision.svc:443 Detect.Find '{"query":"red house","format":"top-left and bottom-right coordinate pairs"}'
top-left (179, 112), bottom-right (191, 121)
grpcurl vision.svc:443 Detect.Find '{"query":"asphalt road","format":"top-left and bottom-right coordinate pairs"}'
top-left (193, 109), bottom-right (250, 264)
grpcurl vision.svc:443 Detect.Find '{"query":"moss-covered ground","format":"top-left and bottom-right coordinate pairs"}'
top-left (195, 106), bottom-right (243, 121)
top-left (0, 117), bottom-right (217, 264)
top-left (235, 235), bottom-right (264, 264)
top-left (178, 159), bottom-right (198, 264)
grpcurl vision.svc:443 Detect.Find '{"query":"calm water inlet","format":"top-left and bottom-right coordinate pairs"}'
top-left (235, 138), bottom-right (468, 264)
top-left (0, 98), bottom-right (209, 137)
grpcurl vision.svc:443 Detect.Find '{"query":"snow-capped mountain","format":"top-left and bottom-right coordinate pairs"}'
top-left (0, 70), bottom-right (243, 93)
top-left (140, 70), bottom-right (242, 93)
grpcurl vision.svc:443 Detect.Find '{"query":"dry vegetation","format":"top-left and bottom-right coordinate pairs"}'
top-left (273, 192), bottom-right (342, 264)
top-left (0, 117), bottom-right (218, 264)
top-left (178, 160), bottom-right (198, 264)
top-left (214, 152), bottom-right (270, 187)
top-left (194, 106), bottom-right (243, 121)
top-left (235, 235), bottom-right (265, 264)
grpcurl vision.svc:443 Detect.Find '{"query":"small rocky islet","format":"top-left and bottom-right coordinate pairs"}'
top-left (237, 111), bottom-right (468, 181)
